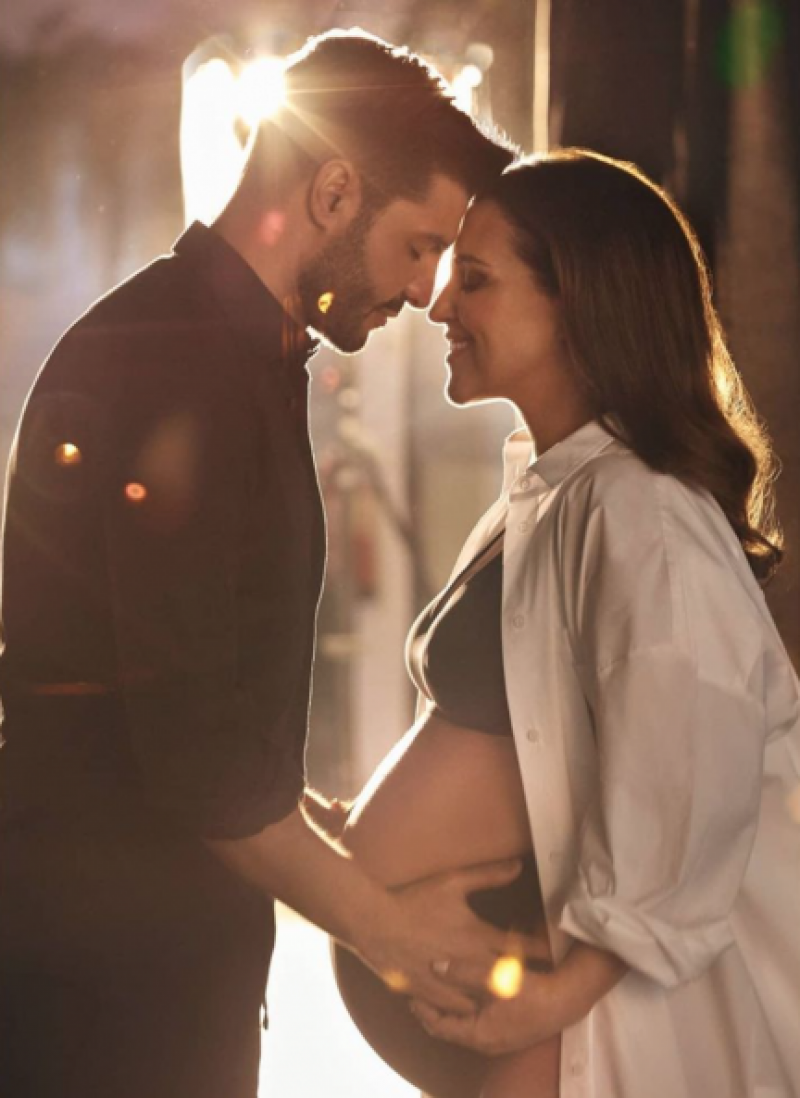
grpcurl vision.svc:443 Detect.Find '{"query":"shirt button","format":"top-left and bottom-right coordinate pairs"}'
top-left (570, 1058), bottom-right (585, 1076)
top-left (518, 521), bottom-right (530, 533)
top-left (526, 727), bottom-right (542, 745)
top-left (512, 613), bottom-right (525, 630)
top-left (548, 850), bottom-right (561, 864)
top-left (519, 477), bottom-right (530, 490)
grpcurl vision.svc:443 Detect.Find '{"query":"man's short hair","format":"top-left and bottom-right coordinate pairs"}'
top-left (257, 29), bottom-right (515, 206)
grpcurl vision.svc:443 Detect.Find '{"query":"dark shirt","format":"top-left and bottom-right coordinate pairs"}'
top-left (0, 222), bottom-right (325, 840)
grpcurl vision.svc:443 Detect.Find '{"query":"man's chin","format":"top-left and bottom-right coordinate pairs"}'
top-left (310, 319), bottom-right (373, 356)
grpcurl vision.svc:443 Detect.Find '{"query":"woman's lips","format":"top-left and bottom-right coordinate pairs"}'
top-left (446, 336), bottom-right (472, 359)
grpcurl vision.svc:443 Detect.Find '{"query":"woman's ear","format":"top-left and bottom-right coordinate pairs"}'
top-left (307, 159), bottom-right (362, 231)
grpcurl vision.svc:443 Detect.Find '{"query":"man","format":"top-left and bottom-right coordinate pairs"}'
top-left (0, 29), bottom-right (516, 1098)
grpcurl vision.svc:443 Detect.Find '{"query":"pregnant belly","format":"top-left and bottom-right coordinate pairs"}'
top-left (333, 707), bottom-right (553, 1098)
top-left (342, 706), bottom-right (537, 885)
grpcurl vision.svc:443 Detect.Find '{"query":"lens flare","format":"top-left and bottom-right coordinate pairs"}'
top-left (237, 57), bottom-right (286, 129)
top-left (716, 0), bottom-right (783, 88)
top-left (55, 443), bottom-right (82, 466)
top-left (488, 955), bottom-right (524, 1000)
top-left (382, 968), bottom-right (410, 993)
top-left (125, 482), bottom-right (147, 504)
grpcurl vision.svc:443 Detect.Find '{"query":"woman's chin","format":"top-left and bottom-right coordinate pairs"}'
top-left (445, 376), bottom-right (476, 407)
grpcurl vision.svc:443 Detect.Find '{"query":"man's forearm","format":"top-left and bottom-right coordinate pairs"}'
top-left (205, 806), bottom-right (387, 957)
top-left (204, 804), bottom-right (533, 1016)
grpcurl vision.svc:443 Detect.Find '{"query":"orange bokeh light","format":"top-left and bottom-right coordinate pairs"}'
top-left (125, 482), bottom-right (147, 503)
top-left (55, 443), bottom-right (82, 466)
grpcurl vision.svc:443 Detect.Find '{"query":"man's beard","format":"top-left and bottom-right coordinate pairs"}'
top-left (297, 206), bottom-right (384, 354)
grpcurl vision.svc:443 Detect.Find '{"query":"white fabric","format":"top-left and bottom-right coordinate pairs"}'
top-left (445, 420), bottom-right (800, 1098)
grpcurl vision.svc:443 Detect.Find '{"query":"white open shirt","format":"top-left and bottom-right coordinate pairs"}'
top-left (441, 420), bottom-right (800, 1098)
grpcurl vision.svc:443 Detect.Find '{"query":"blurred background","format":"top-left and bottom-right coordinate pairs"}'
top-left (1, 1), bottom-right (798, 1094)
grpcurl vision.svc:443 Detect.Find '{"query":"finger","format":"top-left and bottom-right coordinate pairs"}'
top-left (448, 858), bottom-right (523, 893)
top-left (412, 976), bottom-right (481, 1015)
top-left (410, 1000), bottom-right (486, 1050)
top-left (432, 958), bottom-right (491, 988)
top-left (435, 953), bottom-right (533, 1003)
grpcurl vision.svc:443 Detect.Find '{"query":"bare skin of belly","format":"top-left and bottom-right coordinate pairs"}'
top-left (342, 707), bottom-right (560, 1098)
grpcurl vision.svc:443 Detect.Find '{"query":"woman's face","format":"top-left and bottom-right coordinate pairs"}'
top-left (430, 200), bottom-right (573, 414)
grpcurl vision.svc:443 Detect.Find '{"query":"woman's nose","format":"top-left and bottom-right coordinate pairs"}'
top-left (429, 279), bottom-right (455, 324)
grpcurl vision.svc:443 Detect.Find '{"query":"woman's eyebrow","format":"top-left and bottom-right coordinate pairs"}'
top-left (453, 252), bottom-right (490, 267)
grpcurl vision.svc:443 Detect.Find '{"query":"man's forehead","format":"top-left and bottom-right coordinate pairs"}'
top-left (379, 174), bottom-right (470, 238)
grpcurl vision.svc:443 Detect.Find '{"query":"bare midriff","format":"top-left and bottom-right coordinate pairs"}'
top-left (342, 707), bottom-right (561, 1098)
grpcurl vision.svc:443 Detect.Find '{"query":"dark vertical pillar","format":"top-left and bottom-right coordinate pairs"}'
top-left (549, 0), bottom-right (685, 184)
top-left (717, 1), bottom-right (800, 666)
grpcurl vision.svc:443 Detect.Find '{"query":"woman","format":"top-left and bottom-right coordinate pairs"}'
top-left (334, 150), bottom-right (800, 1098)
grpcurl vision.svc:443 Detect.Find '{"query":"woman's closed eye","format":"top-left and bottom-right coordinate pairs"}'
top-left (459, 267), bottom-right (488, 293)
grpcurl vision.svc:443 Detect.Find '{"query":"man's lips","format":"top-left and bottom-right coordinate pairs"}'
top-left (369, 305), bottom-right (403, 328)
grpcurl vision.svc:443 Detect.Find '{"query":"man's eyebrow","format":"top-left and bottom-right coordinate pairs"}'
top-left (415, 233), bottom-right (450, 252)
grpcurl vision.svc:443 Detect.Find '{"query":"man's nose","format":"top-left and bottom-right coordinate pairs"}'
top-left (428, 279), bottom-right (454, 325)
top-left (405, 256), bottom-right (440, 310)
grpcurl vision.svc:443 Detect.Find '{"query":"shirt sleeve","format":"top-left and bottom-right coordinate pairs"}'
top-left (99, 328), bottom-right (305, 840)
top-left (558, 461), bottom-right (768, 988)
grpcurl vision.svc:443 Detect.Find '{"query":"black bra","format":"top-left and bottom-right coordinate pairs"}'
top-left (405, 532), bottom-right (514, 737)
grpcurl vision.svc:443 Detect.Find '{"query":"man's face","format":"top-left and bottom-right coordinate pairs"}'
top-left (298, 173), bottom-right (470, 354)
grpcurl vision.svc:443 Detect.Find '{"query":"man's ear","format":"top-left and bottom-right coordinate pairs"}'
top-left (307, 159), bottom-right (362, 231)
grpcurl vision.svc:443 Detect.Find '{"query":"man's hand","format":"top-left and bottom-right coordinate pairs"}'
top-left (207, 810), bottom-right (558, 1017)
top-left (355, 859), bottom-right (539, 1014)
top-left (301, 788), bottom-right (351, 840)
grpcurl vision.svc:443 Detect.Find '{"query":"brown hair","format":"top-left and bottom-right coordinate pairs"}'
top-left (479, 149), bottom-right (783, 583)
top-left (249, 29), bottom-right (515, 208)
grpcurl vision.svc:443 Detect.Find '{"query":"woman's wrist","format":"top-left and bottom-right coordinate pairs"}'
top-left (547, 941), bottom-right (628, 1029)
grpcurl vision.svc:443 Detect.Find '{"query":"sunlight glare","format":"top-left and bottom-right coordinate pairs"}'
top-left (181, 58), bottom-right (244, 225)
top-left (238, 57), bottom-right (286, 130)
top-left (488, 955), bottom-right (524, 1000)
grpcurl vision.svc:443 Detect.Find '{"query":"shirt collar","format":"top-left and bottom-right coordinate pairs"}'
top-left (502, 419), bottom-right (621, 496)
top-left (172, 221), bottom-right (319, 376)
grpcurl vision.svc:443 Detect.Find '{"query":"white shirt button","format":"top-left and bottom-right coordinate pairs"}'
top-left (518, 521), bottom-right (530, 533)
top-left (512, 613), bottom-right (525, 630)
top-left (548, 850), bottom-right (561, 864)
top-left (526, 727), bottom-right (542, 745)
top-left (519, 477), bottom-right (530, 490)
top-left (570, 1058), bottom-right (585, 1076)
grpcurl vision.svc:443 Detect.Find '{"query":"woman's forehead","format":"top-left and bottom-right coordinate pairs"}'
top-left (456, 200), bottom-right (514, 258)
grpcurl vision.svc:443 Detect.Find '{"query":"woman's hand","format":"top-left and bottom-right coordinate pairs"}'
top-left (410, 968), bottom-right (562, 1055)
top-left (410, 941), bottom-right (628, 1054)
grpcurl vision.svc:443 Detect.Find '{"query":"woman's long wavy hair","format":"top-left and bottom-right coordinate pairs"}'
top-left (480, 149), bottom-right (783, 583)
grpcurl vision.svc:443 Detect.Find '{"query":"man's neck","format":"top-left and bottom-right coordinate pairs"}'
top-left (212, 188), bottom-right (310, 328)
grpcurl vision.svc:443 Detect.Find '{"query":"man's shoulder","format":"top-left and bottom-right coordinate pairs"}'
top-left (72, 249), bottom-right (212, 341)
top-left (38, 248), bottom-right (243, 397)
